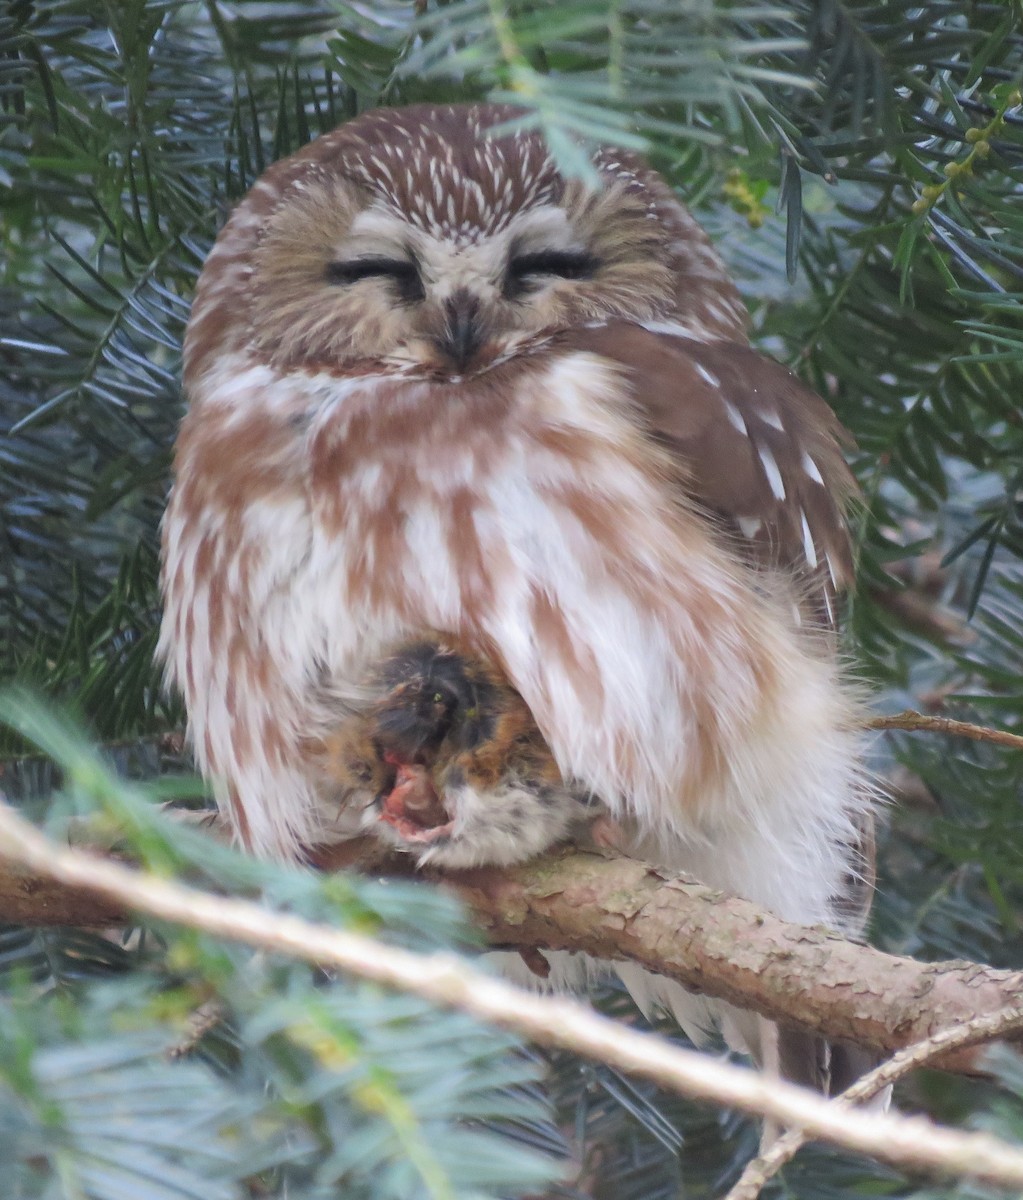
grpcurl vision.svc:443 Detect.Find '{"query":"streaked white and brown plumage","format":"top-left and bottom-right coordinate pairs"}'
top-left (159, 103), bottom-right (877, 1092)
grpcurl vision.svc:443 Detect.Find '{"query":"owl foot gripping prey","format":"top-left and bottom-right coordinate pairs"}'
top-left (159, 102), bottom-right (880, 1094)
top-left (318, 639), bottom-right (602, 869)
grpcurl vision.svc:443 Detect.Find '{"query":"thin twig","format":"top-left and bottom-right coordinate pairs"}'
top-left (868, 709), bottom-right (1023, 751)
top-left (167, 998), bottom-right (227, 1059)
top-left (2, 802), bottom-right (1023, 1189)
top-left (726, 1004), bottom-right (1023, 1200)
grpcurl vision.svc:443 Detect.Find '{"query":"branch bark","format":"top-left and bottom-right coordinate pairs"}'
top-left (1, 823), bottom-right (1020, 1075)
top-left (425, 849), bottom-right (1023, 1073)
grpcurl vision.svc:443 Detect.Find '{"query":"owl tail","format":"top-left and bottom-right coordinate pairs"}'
top-left (775, 1023), bottom-right (888, 1095)
top-left (710, 1010), bottom-right (888, 1152)
top-left (757, 1022), bottom-right (890, 1145)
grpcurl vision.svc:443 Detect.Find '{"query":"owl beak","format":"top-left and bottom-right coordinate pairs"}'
top-left (437, 290), bottom-right (485, 373)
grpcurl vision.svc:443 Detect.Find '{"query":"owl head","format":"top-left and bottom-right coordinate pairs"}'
top-left (184, 104), bottom-right (747, 384)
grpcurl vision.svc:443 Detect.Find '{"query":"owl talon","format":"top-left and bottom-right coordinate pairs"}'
top-left (588, 812), bottom-right (628, 853)
top-left (517, 947), bottom-right (551, 979)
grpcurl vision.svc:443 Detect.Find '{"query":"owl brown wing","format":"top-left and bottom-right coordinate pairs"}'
top-left (560, 322), bottom-right (859, 629)
top-left (562, 324), bottom-right (878, 1095)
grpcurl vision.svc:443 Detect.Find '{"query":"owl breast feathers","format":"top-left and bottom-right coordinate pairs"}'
top-left (159, 103), bottom-right (878, 1090)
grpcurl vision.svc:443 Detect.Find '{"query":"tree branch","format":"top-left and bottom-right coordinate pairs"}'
top-left (2, 819), bottom-right (1021, 1075)
top-left (868, 709), bottom-right (1023, 751)
top-left (424, 849), bottom-right (1023, 1073)
top-left (3, 798), bottom-right (1023, 1190)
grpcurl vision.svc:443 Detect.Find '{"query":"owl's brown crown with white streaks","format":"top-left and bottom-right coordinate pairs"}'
top-left (184, 103), bottom-right (748, 383)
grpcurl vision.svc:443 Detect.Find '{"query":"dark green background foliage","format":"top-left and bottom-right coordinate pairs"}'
top-left (1, 2), bottom-right (1023, 1196)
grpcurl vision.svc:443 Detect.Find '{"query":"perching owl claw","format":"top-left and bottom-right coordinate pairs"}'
top-left (159, 103), bottom-right (879, 1094)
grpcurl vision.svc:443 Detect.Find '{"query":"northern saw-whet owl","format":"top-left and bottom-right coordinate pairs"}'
top-left (159, 103), bottom-right (878, 1091)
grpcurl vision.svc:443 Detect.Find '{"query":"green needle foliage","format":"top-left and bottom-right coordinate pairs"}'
top-left (0, 696), bottom-right (563, 1200)
top-left (2, 1), bottom-right (1023, 1195)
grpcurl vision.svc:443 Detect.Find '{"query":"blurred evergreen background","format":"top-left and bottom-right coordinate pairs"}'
top-left (1, 2), bottom-right (1022, 1196)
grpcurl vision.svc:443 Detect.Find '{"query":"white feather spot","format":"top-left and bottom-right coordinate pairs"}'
top-left (722, 398), bottom-right (748, 437)
top-left (761, 409), bottom-right (784, 432)
top-left (802, 451), bottom-right (825, 485)
top-left (737, 517), bottom-right (762, 539)
top-left (799, 509), bottom-right (818, 569)
top-left (826, 553), bottom-right (841, 590)
top-left (757, 445), bottom-right (786, 501)
top-left (638, 320), bottom-right (703, 341)
top-left (695, 364), bottom-right (720, 389)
